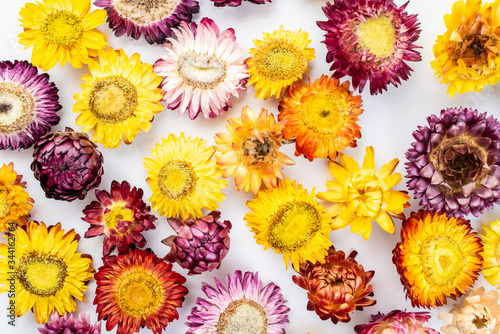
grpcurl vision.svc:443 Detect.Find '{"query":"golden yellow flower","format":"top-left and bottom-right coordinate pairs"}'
top-left (143, 133), bottom-right (227, 220)
top-left (318, 146), bottom-right (410, 240)
top-left (0, 163), bottom-right (33, 232)
top-left (247, 26), bottom-right (315, 99)
top-left (18, 0), bottom-right (108, 71)
top-left (431, 0), bottom-right (500, 97)
top-left (214, 106), bottom-right (295, 195)
top-left (244, 177), bottom-right (333, 270)
top-left (0, 221), bottom-right (94, 323)
top-left (278, 75), bottom-right (363, 161)
top-left (73, 47), bottom-right (164, 148)
top-left (480, 220), bottom-right (500, 287)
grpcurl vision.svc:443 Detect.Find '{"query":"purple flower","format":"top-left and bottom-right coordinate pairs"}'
top-left (38, 313), bottom-right (101, 334)
top-left (354, 310), bottom-right (439, 334)
top-left (211, 0), bottom-right (271, 7)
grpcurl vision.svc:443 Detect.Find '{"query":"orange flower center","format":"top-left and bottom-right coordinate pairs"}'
top-left (178, 52), bottom-right (228, 89)
top-left (158, 160), bottom-right (197, 199)
top-left (216, 298), bottom-right (268, 334)
top-left (113, 0), bottom-right (180, 25)
top-left (40, 10), bottom-right (83, 47)
top-left (301, 92), bottom-right (346, 135)
top-left (355, 15), bottom-right (396, 59)
top-left (17, 252), bottom-right (68, 297)
top-left (241, 135), bottom-right (278, 166)
top-left (117, 271), bottom-right (162, 317)
top-left (0, 82), bottom-right (35, 135)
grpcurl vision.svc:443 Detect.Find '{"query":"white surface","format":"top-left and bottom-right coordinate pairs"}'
top-left (1, 0), bottom-right (499, 333)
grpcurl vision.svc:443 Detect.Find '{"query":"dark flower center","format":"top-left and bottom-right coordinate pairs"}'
top-left (437, 141), bottom-right (484, 187)
top-left (454, 33), bottom-right (491, 61)
top-left (323, 266), bottom-right (356, 292)
top-left (0, 103), bottom-right (11, 113)
top-left (472, 314), bottom-right (488, 329)
top-left (241, 135), bottom-right (277, 166)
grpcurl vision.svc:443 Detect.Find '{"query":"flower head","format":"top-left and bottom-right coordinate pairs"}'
top-left (247, 26), bottom-right (315, 99)
top-left (317, 0), bottom-right (421, 94)
top-left (18, 0), bottom-right (107, 71)
top-left (154, 18), bottom-right (248, 119)
top-left (293, 246), bottom-right (375, 324)
top-left (214, 106), bottom-right (294, 194)
top-left (31, 127), bottom-right (104, 202)
top-left (83, 180), bottom-right (157, 257)
top-left (432, 0), bottom-right (500, 97)
top-left (211, 0), bottom-right (271, 7)
top-left (354, 310), bottom-right (439, 334)
top-left (244, 177), bottom-right (333, 270)
top-left (318, 146), bottom-right (410, 240)
top-left (95, 0), bottom-right (199, 44)
top-left (405, 107), bottom-right (500, 217)
top-left (439, 287), bottom-right (500, 334)
top-left (73, 47), bottom-right (164, 149)
top-left (278, 75), bottom-right (363, 161)
top-left (143, 133), bottom-right (227, 220)
top-left (186, 270), bottom-right (289, 334)
top-left (480, 220), bottom-right (500, 287)
top-left (94, 249), bottom-right (188, 334)
top-left (0, 221), bottom-right (94, 323)
top-left (163, 211), bottom-right (231, 275)
top-left (38, 313), bottom-right (101, 334)
top-left (0, 60), bottom-right (61, 150)
top-left (393, 210), bottom-right (483, 308)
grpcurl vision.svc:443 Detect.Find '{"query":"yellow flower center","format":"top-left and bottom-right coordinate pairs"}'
top-left (355, 15), bottom-right (396, 59)
top-left (0, 190), bottom-right (11, 219)
top-left (158, 160), bottom-right (197, 199)
top-left (113, 0), bottom-right (181, 25)
top-left (88, 76), bottom-right (138, 124)
top-left (301, 93), bottom-right (346, 135)
top-left (178, 52), bottom-right (228, 89)
top-left (0, 82), bottom-right (35, 135)
top-left (104, 204), bottom-right (135, 232)
top-left (17, 252), bottom-right (68, 297)
top-left (40, 10), bottom-right (84, 47)
top-left (347, 173), bottom-right (383, 218)
top-left (216, 298), bottom-right (268, 334)
top-left (253, 39), bottom-right (307, 81)
top-left (267, 202), bottom-right (321, 252)
top-left (241, 135), bottom-right (278, 166)
top-left (117, 271), bottom-right (162, 317)
top-left (419, 235), bottom-right (466, 286)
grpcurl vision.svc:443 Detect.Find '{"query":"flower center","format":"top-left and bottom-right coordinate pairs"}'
top-left (117, 271), bottom-right (162, 317)
top-left (419, 235), bottom-right (466, 286)
top-left (241, 135), bottom-right (278, 166)
top-left (216, 298), bottom-right (268, 334)
top-left (17, 252), bottom-right (68, 297)
top-left (355, 14), bottom-right (396, 59)
top-left (253, 39), bottom-right (307, 81)
top-left (267, 202), bottom-right (321, 252)
top-left (113, 0), bottom-right (181, 25)
top-left (178, 52), bottom-right (228, 90)
top-left (0, 82), bottom-right (35, 135)
top-left (301, 93), bottom-right (346, 135)
top-left (323, 266), bottom-right (355, 293)
top-left (0, 190), bottom-right (11, 219)
top-left (347, 173), bottom-right (383, 218)
top-left (104, 204), bottom-right (135, 232)
top-left (472, 314), bottom-right (489, 329)
top-left (158, 160), bottom-right (197, 199)
top-left (40, 10), bottom-right (84, 47)
top-left (88, 76), bottom-right (138, 124)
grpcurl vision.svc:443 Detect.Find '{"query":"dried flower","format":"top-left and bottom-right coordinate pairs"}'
top-left (354, 310), bottom-right (439, 334)
top-left (38, 313), bottom-right (101, 334)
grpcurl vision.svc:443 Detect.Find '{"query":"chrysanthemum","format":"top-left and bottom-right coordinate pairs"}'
top-left (480, 220), bottom-right (500, 287)
top-left (278, 75), bottom-right (363, 161)
top-left (431, 0), bottom-right (500, 97)
top-left (211, 0), bottom-right (271, 7)
top-left (154, 18), bottom-right (248, 120)
top-left (318, 146), bottom-right (410, 240)
top-left (247, 26), bottom-right (315, 99)
top-left (143, 133), bottom-right (227, 220)
top-left (38, 313), bottom-right (101, 334)
top-left (293, 246), bottom-right (375, 324)
top-left (439, 287), bottom-right (500, 334)
top-left (317, 0), bottom-right (422, 95)
top-left (0, 61), bottom-right (60, 150)
top-left (73, 47), bottom-right (163, 149)
top-left (393, 210), bottom-right (483, 308)
top-left (405, 107), bottom-right (500, 218)
top-left (83, 180), bottom-right (157, 257)
top-left (94, 249), bottom-right (188, 334)
top-left (0, 221), bottom-right (94, 323)
top-left (186, 270), bottom-right (289, 334)
top-left (95, 0), bottom-right (199, 44)
top-left (214, 106), bottom-right (294, 194)
top-left (18, 0), bottom-right (108, 71)
top-left (0, 163), bottom-right (34, 232)
top-left (354, 310), bottom-right (440, 334)
top-left (244, 177), bottom-right (333, 270)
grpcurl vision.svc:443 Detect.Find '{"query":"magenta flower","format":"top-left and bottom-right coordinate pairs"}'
top-left (38, 313), bottom-right (101, 334)
top-left (211, 0), bottom-right (270, 6)
top-left (354, 310), bottom-right (439, 334)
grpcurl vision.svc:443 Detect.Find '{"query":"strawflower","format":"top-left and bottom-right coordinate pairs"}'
top-left (480, 220), bottom-right (500, 288)
top-left (211, 0), bottom-right (270, 6)
top-left (38, 313), bottom-right (101, 334)
top-left (354, 310), bottom-right (439, 334)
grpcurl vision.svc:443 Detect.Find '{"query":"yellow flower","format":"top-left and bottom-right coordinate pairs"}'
top-left (0, 221), bottom-right (94, 323)
top-left (214, 106), bottom-right (295, 195)
top-left (244, 177), bottom-right (333, 270)
top-left (247, 26), bottom-right (315, 99)
top-left (278, 75), bottom-right (363, 161)
top-left (480, 220), bottom-right (500, 287)
top-left (143, 133), bottom-right (227, 220)
top-left (0, 163), bottom-right (33, 232)
top-left (318, 146), bottom-right (410, 240)
top-left (18, 0), bottom-right (108, 71)
top-left (431, 0), bottom-right (500, 97)
top-left (73, 48), bottom-right (164, 149)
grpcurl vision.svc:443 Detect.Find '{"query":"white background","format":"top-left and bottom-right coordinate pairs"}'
top-left (1, 0), bottom-right (500, 333)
